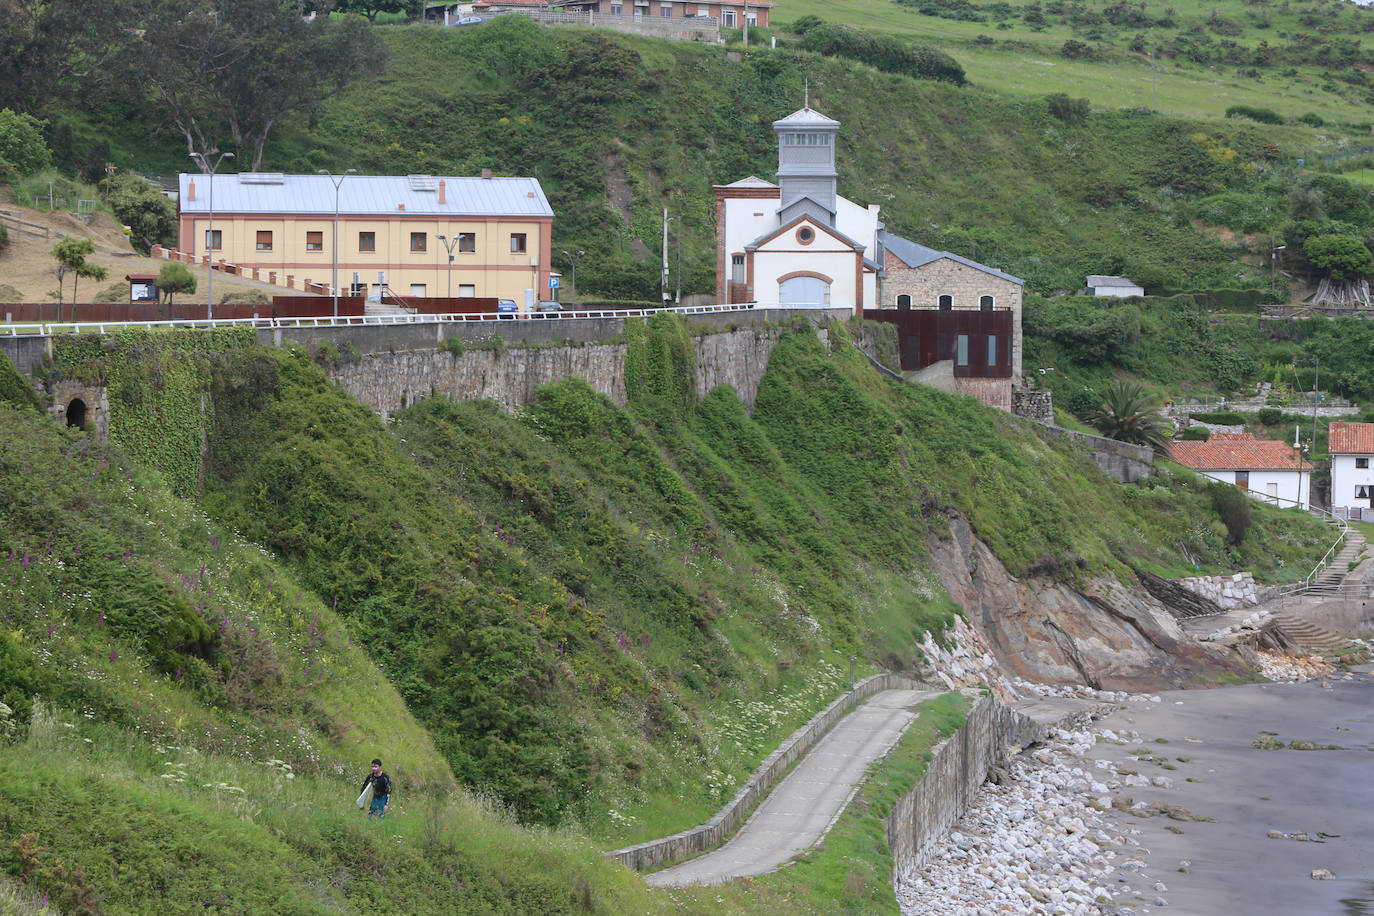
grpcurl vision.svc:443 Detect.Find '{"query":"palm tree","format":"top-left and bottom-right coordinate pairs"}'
top-left (1084, 380), bottom-right (1172, 453)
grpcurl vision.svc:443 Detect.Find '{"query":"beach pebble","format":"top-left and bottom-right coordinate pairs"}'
top-left (1311, 868), bottom-right (1336, 880)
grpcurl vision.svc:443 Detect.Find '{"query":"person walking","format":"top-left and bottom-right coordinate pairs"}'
top-left (360, 758), bottom-right (391, 819)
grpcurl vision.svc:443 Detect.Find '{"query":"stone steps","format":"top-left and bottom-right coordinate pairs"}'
top-left (1269, 613), bottom-right (1351, 650)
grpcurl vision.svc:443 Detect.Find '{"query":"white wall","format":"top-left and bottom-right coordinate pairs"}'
top-left (1091, 285), bottom-right (1143, 298)
top-left (1331, 454), bottom-right (1374, 512)
top-left (723, 195), bottom-right (779, 267)
top-left (1196, 469), bottom-right (1310, 510)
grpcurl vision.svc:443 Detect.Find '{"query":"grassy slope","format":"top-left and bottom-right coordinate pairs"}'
top-left (0, 314), bottom-right (1336, 910)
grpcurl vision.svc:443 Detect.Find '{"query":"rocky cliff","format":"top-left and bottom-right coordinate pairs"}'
top-left (927, 517), bottom-right (1248, 691)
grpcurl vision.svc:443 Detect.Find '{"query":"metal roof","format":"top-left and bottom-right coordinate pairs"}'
top-left (1086, 275), bottom-right (1141, 287)
top-left (178, 173), bottom-right (553, 218)
top-left (882, 232), bottom-right (1024, 285)
top-left (773, 107), bottom-right (841, 129)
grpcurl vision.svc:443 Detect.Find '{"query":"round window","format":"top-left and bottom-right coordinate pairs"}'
top-left (797, 226), bottom-right (814, 244)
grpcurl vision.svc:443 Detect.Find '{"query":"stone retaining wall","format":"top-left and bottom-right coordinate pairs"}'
top-left (1177, 571), bottom-right (1259, 610)
top-left (884, 694), bottom-right (1046, 872)
top-left (607, 672), bottom-right (923, 872)
top-left (1031, 423), bottom-right (1155, 484)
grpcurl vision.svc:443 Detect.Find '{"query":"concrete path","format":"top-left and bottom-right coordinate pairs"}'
top-left (646, 688), bottom-right (939, 887)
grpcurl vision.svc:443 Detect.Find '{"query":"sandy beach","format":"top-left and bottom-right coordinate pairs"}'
top-left (1085, 671), bottom-right (1374, 915)
top-left (897, 667), bottom-right (1374, 915)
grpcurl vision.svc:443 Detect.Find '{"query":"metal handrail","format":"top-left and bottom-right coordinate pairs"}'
top-left (0, 301), bottom-right (766, 337)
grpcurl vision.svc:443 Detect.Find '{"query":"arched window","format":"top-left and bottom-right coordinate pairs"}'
top-left (780, 275), bottom-right (830, 308)
top-left (938, 294), bottom-right (953, 311)
top-left (980, 295), bottom-right (995, 311)
top-left (896, 294), bottom-right (912, 310)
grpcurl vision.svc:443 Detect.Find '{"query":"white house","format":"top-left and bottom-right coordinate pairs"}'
top-left (1328, 421), bottom-right (1374, 519)
top-left (1086, 275), bottom-right (1144, 298)
top-left (1168, 433), bottom-right (1311, 510)
top-left (715, 106), bottom-right (881, 313)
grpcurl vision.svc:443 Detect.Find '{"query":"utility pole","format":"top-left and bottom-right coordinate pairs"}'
top-left (661, 208), bottom-right (670, 306)
top-left (1312, 359), bottom-right (1320, 456)
top-left (742, 0), bottom-right (748, 46)
top-left (319, 168), bottom-right (356, 317)
top-left (675, 215), bottom-right (682, 305)
top-left (1151, 49), bottom-right (1157, 112)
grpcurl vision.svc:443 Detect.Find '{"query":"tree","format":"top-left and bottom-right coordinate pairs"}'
top-left (1083, 379), bottom-right (1172, 453)
top-left (1305, 234), bottom-right (1373, 283)
top-left (143, 1), bottom-right (387, 171)
top-left (52, 237), bottom-right (107, 319)
top-left (0, 108), bottom-right (50, 175)
top-left (158, 261), bottom-right (197, 317)
top-left (334, 0), bottom-right (423, 21)
top-left (99, 172), bottom-right (177, 251)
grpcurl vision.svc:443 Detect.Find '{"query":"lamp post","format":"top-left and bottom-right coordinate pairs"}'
top-left (561, 249), bottom-right (584, 303)
top-left (664, 216), bottom-right (683, 305)
top-left (189, 150), bottom-right (234, 321)
top-left (437, 233), bottom-right (461, 301)
top-left (319, 168), bottom-right (356, 317)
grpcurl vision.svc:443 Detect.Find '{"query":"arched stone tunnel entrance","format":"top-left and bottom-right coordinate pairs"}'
top-left (66, 398), bottom-right (87, 429)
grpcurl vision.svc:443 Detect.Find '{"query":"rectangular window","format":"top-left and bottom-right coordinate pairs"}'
top-left (1358, 458), bottom-right (1370, 469)
top-left (205, 229), bottom-right (222, 251)
top-left (410, 232), bottom-right (427, 252)
top-left (510, 233), bottom-right (527, 253)
top-left (255, 230), bottom-right (272, 251)
top-left (459, 284), bottom-right (476, 297)
top-left (409, 283), bottom-right (427, 297)
top-left (731, 254), bottom-right (745, 283)
top-left (724, 9), bottom-right (735, 25)
top-left (610, 3), bottom-right (622, 12)
top-left (746, 11), bottom-right (756, 24)
top-left (956, 334), bottom-right (969, 367)
top-left (987, 335), bottom-right (997, 366)
top-left (306, 231), bottom-right (323, 252)
top-left (358, 231), bottom-right (376, 252)
top-left (458, 232), bottom-right (476, 252)
top-left (660, 4), bottom-right (671, 15)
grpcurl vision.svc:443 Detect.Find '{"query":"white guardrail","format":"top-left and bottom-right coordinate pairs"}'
top-left (0, 302), bottom-right (778, 337)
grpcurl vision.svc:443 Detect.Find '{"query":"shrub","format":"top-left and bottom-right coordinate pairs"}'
top-left (1188, 410), bottom-right (1246, 425)
top-left (1257, 407), bottom-right (1283, 425)
top-left (1298, 112), bottom-right (1325, 127)
top-left (98, 173), bottom-right (178, 251)
top-left (0, 283), bottom-right (20, 303)
top-left (0, 223), bottom-right (8, 254)
top-left (1060, 39), bottom-right (1094, 59)
top-left (0, 108), bottom-right (50, 175)
top-left (92, 282), bottom-right (127, 303)
top-left (1180, 426), bottom-right (1210, 441)
top-left (799, 24), bottom-right (967, 85)
top-left (1225, 104), bottom-right (1283, 125)
top-left (1208, 480), bottom-right (1252, 545)
top-left (1046, 92), bottom-right (1090, 126)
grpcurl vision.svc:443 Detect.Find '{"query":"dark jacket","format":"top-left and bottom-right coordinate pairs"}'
top-left (361, 771), bottom-right (391, 798)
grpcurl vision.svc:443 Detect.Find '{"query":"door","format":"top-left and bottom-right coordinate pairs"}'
top-left (1266, 481), bottom-right (1278, 505)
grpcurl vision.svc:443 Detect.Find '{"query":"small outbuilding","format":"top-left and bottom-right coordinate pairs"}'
top-left (1086, 275), bottom-right (1144, 298)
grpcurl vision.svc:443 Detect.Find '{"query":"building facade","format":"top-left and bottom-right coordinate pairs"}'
top-left (177, 172), bottom-right (554, 307)
top-left (570, 0), bottom-right (772, 26)
top-left (1328, 421), bottom-right (1374, 519)
top-left (714, 107), bottom-right (880, 312)
top-left (1168, 433), bottom-right (1312, 510)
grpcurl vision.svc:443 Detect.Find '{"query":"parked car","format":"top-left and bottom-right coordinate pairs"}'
top-left (497, 298), bottom-right (519, 318)
top-left (536, 300), bottom-right (562, 312)
top-left (447, 15), bottom-right (484, 26)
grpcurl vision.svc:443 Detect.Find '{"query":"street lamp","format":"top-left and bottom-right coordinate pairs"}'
top-left (664, 215), bottom-right (683, 305)
top-left (189, 150), bottom-right (234, 321)
top-left (561, 249), bottom-right (584, 303)
top-left (437, 233), bottom-right (461, 301)
top-left (319, 168), bottom-right (356, 317)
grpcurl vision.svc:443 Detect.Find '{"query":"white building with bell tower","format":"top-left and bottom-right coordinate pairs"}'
top-left (714, 103), bottom-right (882, 312)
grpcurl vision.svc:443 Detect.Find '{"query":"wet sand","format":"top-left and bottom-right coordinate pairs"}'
top-left (1087, 670), bottom-right (1374, 915)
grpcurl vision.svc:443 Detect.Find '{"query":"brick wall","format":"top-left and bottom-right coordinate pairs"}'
top-left (954, 376), bottom-right (1011, 412)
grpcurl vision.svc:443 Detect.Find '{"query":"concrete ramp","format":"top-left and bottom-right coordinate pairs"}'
top-left (646, 688), bottom-right (938, 887)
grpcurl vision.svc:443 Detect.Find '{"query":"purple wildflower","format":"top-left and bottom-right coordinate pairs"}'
top-left (175, 668), bottom-right (182, 680)
top-left (98, 612), bottom-right (104, 627)
top-left (22, 553), bottom-right (29, 569)
top-left (109, 649), bottom-right (115, 662)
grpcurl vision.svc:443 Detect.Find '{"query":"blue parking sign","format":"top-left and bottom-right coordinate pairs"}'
top-left (549, 277), bottom-right (559, 289)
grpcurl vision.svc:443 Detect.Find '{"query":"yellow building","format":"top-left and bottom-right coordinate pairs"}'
top-left (177, 171), bottom-right (554, 305)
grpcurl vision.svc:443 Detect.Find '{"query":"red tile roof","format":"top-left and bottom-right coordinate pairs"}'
top-left (1168, 433), bottom-right (1311, 471)
top-left (1328, 421), bottom-right (1374, 455)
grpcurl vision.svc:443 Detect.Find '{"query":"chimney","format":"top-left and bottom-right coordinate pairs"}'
top-left (397, 203), bottom-right (405, 211)
top-left (438, 178), bottom-right (446, 204)
top-left (481, 168), bottom-right (492, 180)
top-left (188, 178), bottom-right (196, 202)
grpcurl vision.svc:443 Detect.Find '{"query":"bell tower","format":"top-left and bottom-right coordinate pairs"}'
top-left (773, 105), bottom-right (840, 227)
